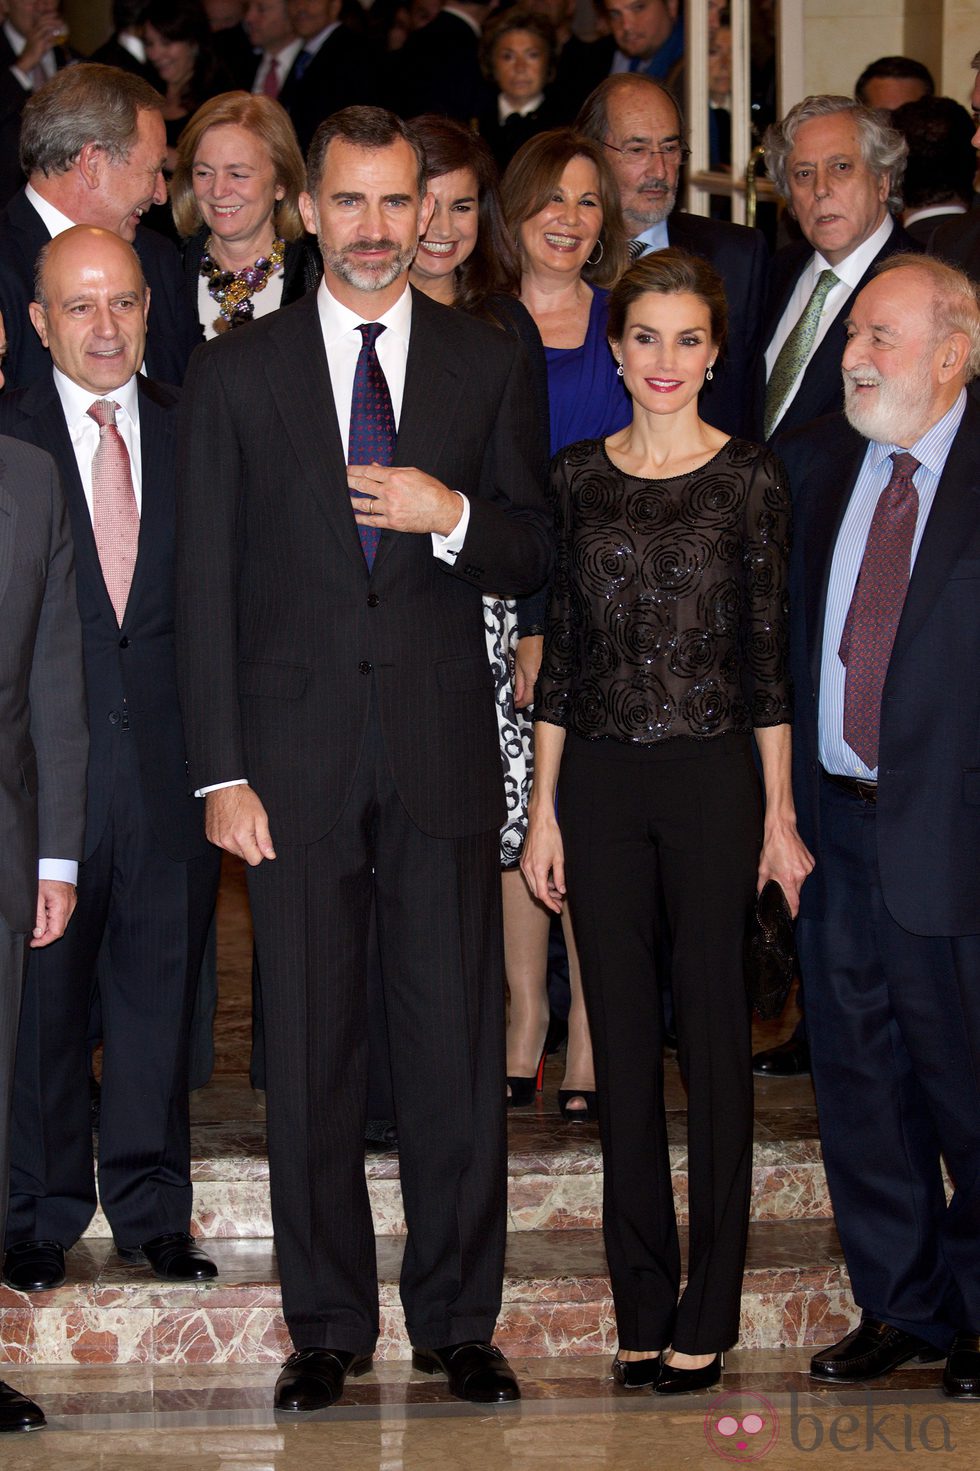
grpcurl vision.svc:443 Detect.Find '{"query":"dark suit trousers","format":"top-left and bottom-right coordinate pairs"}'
top-left (798, 782), bottom-right (980, 1348)
top-left (0, 919), bottom-right (26, 1241)
top-left (247, 701), bottom-right (507, 1354)
top-left (6, 737), bottom-right (219, 1248)
top-left (559, 731), bottom-right (761, 1353)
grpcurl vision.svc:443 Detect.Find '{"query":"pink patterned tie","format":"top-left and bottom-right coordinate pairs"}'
top-left (88, 398), bottom-right (139, 625)
top-left (262, 56), bottom-right (280, 98)
top-left (839, 451), bottom-right (919, 769)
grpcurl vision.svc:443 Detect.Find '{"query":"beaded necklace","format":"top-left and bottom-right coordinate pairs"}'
top-left (200, 234), bottom-right (286, 333)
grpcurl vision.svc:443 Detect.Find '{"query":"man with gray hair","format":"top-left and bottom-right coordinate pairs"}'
top-left (752, 96), bottom-right (920, 451)
top-left (780, 253), bottom-right (980, 1396)
top-left (0, 63), bottom-right (201, 390)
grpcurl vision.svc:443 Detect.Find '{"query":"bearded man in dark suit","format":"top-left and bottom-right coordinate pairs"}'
top-left (176, 106), bottom-right (550, 1414)
top-left (576, 73), bottom-right (769, 438)
top-left (782, 254), bottom-right (980, 1398)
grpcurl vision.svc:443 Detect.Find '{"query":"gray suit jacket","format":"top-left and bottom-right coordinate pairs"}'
top-left (0, 434), bottom-right (87, 934)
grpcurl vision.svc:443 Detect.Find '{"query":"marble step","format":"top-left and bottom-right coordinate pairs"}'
top-left (81, 1095), bottom-right (832, 1240)
top-left (0, 1223), bottom-right (858, 1366)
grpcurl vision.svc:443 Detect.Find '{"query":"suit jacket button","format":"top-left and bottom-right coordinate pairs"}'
top-left (108, 710), bottom-right (121, 725)
top-left (358, 660), bottom-right (372, 674)
top-left (119, 636), bottom-right (129, 648)
top-left (367, 593), bottom-right (380, 607)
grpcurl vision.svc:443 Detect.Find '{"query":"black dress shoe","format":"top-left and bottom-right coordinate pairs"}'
top-left (943, 1332), bottom-right (980, 1399)
top-left (0, 1380), bottom-right (45, 1433)
top-left (655, 1352), bottom-right (723, 1394)
top-left (612, 1353), bottom-right (661, 1389)
top-left (810, 1319), bottom-right (943, 1381)
top-left (412, 1341), bottom-right (520, 1402)
top-left (117, 1231), bottom-right (217, 1281)
top-left (2, 1241), bottom-right (66, 1293)
top-left (274, 1348), bottom-right (372, 1411)
top-left (752, 1038), bottom-right (811, 1076)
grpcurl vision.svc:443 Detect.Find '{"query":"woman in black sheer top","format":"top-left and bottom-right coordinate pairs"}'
top-left (522, 251), bottom-right (813, 1394)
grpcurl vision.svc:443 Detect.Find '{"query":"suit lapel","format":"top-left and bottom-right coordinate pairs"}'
top-left (803, 425), bottom-right (867, 695)
top-left (126, 379), bottom-right (174, 621)
top-left (372, 289), bottom-right (463, 574)
top-left (890, 400), bottom-right (980, 665)
top-left (264, 295), bottom-right (366, 574)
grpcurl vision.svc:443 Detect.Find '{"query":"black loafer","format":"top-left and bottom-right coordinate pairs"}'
top-left (412, 1341), bottom-right (520, 1402)
top-left (117, 1231), bottom-right (217, 1282)
top-left (752, 1038), bottom-right (810, 1076)
top-left (943, 1333), bottom-right (980, 1399)
top-left (2, 1241), bottom-right (66, 1293)
top-left (810, 1319), bottom-right (943, 1381)
top-left (655, 1352), bottom-right (723, 1394)
top-left (0, 1380), bottom-right (45, 1433)
top-left (612, 1353), bottom-right (661, 1389)
top-left (274, 1348), bottom-right (372, 1411)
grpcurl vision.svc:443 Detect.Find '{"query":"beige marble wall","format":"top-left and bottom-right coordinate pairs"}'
top-left (797, 0), bottom-right (979, 100)
top-left (939, 0), bottom-right (980, 102)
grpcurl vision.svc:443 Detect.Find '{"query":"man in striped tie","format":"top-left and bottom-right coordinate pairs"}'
top-left (0, 225), bottom-right (221, 1300)
top-left (780, 253), bottom-right (980, 1397)
top-left (244, 0), bottom-right (301, 99)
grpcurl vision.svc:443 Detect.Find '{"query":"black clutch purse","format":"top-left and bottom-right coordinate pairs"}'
top-left (745, 880), bottom-right (796, 1020)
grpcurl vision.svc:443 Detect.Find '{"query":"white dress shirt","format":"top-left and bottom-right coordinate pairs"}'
top-left (251, 38), bottom-right (303, 94)
top-left (196, 279), bottom-right (470, 796)
top-left (499, 94), bottom-right (545, 123)
top-left (40, 372), bottom-right (142, 883)
top-left (24, 181), bottom-right (75, 238)
top-left (764, 214), bottom-right (895, 431)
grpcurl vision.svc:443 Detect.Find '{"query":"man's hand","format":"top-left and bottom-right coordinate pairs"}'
top-left (17, 13), bottom-right (68, 74)
top-left (31, 880), bottom-right (76, 948)
top-left (349, 463), bottom-right (463, 537)
top-left (205, 785), bottom-right (276, 866)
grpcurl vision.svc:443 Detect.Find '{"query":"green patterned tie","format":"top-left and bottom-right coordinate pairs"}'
top-left (764, 268), bottom-right (840, 439)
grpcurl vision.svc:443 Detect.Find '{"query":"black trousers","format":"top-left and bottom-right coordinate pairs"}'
top-left (6, 737), bottom-right (219, 1249)
top-left (559, 731), bottom-right (761, 1353)
top-left (247, 705), bottom-right (507, 1354)
top-left (799, 781), bottom-right (980, 1349)
top-left (0, 919), bottom-right (26, 1243)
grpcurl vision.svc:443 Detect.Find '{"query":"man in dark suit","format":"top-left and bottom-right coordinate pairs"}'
top-left (576, 73), bottom-right (769, 436)
top-left (389, 0), bottom-right (494, 123)
top-left (782, 254), bottom-right (980, 1398)
top-left (600, 0), bottom-right (683, 96)
top-left (0, 226), bottom-right (220, 1296)
top-left (0, 64), bottom-right (201, 391)
top-left (929, 52), bottom-right (980, 281)
top-left (0, 0), bottom-right (76, 209)
top-left (90, 2), bottom-right (157, 85)
top-left (754, 96), bottom-right (919, 450)
top-left (277, 0), bottom-right (379, 154)
top-left (176, 106), bottom-right (550, 1413)
top-left (243, 0), bottom-right (301, 99)
top-left (0, 320), bottom-right (88, 1433)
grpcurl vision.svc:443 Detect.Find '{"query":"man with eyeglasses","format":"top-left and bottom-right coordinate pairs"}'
top-left (577, 73), bottom-right (769, 436)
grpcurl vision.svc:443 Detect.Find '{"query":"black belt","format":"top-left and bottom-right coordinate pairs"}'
top-left (821, 769), bottom-right (878, 803)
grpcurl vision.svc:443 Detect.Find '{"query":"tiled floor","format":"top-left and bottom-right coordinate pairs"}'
top-left (2, 857), bottom-right (974, 1466)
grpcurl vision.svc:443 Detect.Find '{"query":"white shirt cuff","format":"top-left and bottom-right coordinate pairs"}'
top-left (11, 66), bottom-right (33, 91)
top-left (431, 493), bottom-right (469, 562)
top-left (39, 859), bottom-right (78, 884)
top-left (195, 778), bottom-right (249, 797)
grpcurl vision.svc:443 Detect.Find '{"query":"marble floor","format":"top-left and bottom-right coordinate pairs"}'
top-left (2, 858), bottom-right (975, 1467)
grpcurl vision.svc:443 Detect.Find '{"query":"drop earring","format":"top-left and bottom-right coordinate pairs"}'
top-left (616, 362), bottom-right (624, 377)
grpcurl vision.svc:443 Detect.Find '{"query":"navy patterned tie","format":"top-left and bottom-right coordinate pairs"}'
top-left (348, 322), bottom-right (395, 569)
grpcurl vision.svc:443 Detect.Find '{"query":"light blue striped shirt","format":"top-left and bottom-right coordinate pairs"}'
top-left (818, 389), bottom-right (968, 779)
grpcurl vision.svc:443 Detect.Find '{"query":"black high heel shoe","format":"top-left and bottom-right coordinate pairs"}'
top-left (507, 1048), bottom-right (547, 1108)
top-left (612, 1353), bottom-right (661, 1389)
top-left (558, 1089), bottom-right (597, 1122)
top-left (654, 1352), bottom-right (723, 1394)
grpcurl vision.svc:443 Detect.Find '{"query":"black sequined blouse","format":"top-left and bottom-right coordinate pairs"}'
top-left (534, 437), bottom-right (792, 743)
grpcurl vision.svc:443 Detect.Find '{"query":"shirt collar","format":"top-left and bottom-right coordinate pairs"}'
top-left (25, 182), bottom-right (77, 238)
top-left (865, 388), bottom-right (968, 478)
top-left (53, 367), bottom-right (140, 432)
top-left (641, 220), bottom-right (671, 252)
top-left (499, 94), bottom-right (544, 122)
top-left (316, 277), bottom-right (413, 347)
top-left (266, 37), bottom-right (302, 66)
top-left (300, 22), bottom-right (339, 57)
top-left (443, 6), bottom-right (482, 38)
top-left (812, 213), bottom-right (894, 291)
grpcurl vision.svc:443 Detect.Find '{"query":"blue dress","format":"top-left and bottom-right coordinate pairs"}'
top-left (544, 285), bottom-right (632, 455)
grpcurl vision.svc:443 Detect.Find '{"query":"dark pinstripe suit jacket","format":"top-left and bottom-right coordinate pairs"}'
top-left (0, 376), bottom-right (209, 864)
top-left (0, 435), bottom-right (87, 933)
top-left (175, 287), bottom-right (552, 845)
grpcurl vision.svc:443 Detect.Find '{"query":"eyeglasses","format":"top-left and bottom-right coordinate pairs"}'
top-left (602, 141), bottom-right (691, 165)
